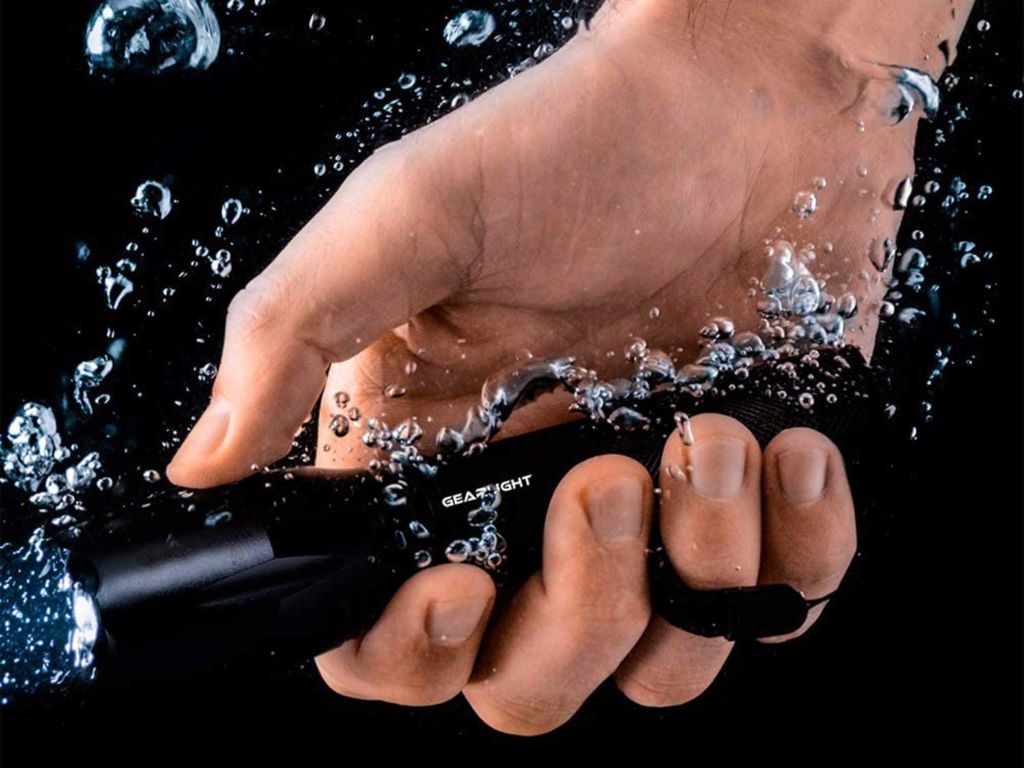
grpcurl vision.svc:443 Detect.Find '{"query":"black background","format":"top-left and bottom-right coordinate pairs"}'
top-left (1, 0), bottom-right (1021, 762)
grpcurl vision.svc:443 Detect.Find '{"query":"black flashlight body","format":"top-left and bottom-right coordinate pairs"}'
top-left (68, 348), bottom-right (883, 685)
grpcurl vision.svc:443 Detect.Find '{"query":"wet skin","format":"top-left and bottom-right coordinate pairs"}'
top-left (168, 0), bottom-right (973, 735)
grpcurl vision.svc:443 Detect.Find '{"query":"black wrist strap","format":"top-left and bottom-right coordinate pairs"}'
top-left (646, 346), bottom-right (886, 641)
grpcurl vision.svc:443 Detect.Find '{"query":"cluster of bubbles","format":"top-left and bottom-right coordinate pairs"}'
top-left (348, 240), bottom-right (870, 569)
top-left (1, 404), bottom-right (107, 518)
top-left (0, 531), bottom-right (99, 705)
top-left (73, 356), bottom-right (113, 415)
top-left (95, 261), bottom-right (135, 310)
top-left (442, 486), bottom-right (508, 570)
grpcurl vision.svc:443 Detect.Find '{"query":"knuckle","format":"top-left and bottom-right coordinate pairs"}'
top-left (672, 551), bottom-right (754, 590)
top-left (616, 668), bottom-right (711, 708)
top-left (381, 675), bottom-right (465, 708)
top-left (314, 657), bottom-right (367, 700)
top-left (465, 688), bottom-right (573, 737)
top-left (571, 587), bottom-right (650, 637)
top-left (226, 273), bottom-right (290, 342)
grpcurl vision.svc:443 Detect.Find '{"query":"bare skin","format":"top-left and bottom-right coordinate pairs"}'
top-left (167, 0), bottom-right (972, 736)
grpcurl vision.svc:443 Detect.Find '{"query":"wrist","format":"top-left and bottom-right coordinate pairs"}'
top-left (601, 0), bottom-right (973, 81)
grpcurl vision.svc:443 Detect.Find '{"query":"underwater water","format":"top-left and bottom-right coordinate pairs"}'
top-left (0, 0), bottom-right (1021, 759)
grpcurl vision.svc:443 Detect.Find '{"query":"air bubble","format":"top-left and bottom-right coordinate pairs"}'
top-left (221, 198), bottom-right (243, 225)
top-left (329, 415), bottom-right (350, 438)
top-left (131, 180), bottom-right (172, 220)
top-left (413, 550), bottom-right (432, 568)
top-left (792, 190), bottom-right (817, 219)
top-left (85, 0), bottom-right (220, 74)
top-left (443, 10), bottom-right (496, 47)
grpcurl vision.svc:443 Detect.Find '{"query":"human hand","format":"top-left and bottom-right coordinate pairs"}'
top-left (166, 0), bottom-right (970, 735)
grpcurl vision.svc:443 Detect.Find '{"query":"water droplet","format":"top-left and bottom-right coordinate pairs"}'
top-left (673, 412), bottom-right (694, 445)
top-left (467, 506), bottom-right (498, 527)
top-left (898, 307), bottom-right (925, 324)
top-left (96, 477), bottom-right (114, 491)
top-left (977, 185), bottom-right (993, 200)
top-left (73, 356), bottom-right (113, 415)
top-left (533, 42), bottom-right (555, 60)
top-left (891, 67), bottom-right (940, 119)
top-left (790, 275), bottom-right (822, 316)
top-left (142, 469), bottom-right (161, 483)
top-left (445, 539), bottom-right (471, 563)
top-left (792, 190), bottom-right (817, 220)
top-left (313, 162), bottom-right (327, 177)
top-left (85, 0), bottom-right (220, 74)
top-left (608, 406), bottom-right (649, 430)
top-left (329, 414), bottom-right (349, 438)
top-left (960, 251), bottom-right (980, 268)
top-left (221, 197), bottom-right (243, 225)
top-left (836, 292), bottom-right (858, 318)
top-left (868, 237), bottom-right (897, 271)
top-left (976, 19), bottom-right (990, 31)
top-left (413, 550), bottom-right (432, 568)
top-left (397, 72), bottom-right (417, 90)
top-left (443, 10), bottom-right (496, 47)
top-left (209, 248), bottom-right (232, 278)
top-left (96, 266), bottom-right (135, 310)
top-left (404, 360), bottom-right (418, 376)
top-left (347, 407), bottom-right (361, 421)
top-left (409, 520), bottom-right (430, 539)
top-left (892, 176), bottom-right (913, 210)
top-left (332, 390), bottom-right (350, 408)
top-left (308, 12), bottom-right (326, 31)
top-left (384, 384), bottom-right (407, 398)
top-left (131, 180), bottom-right (172, 219)
top-left (198, 362), bottom-right (217, 381)
top-left (649, 306), bottom-right (660, 319)
top-left (450, 93), bottom-right (470, 109)
top-left (204, 511), bottom-right (232, 527)
top-left (898, 247), bottom-right (926, 273)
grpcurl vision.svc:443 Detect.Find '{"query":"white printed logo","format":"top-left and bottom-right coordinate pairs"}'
top-left (441, 474), bottom-right (534, 508)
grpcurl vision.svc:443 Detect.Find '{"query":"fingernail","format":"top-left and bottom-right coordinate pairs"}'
top-left (170, 398), bottom-right (231, 466)
top-left (586, 475), bottom-right (644, 541)
top-left (689, 437), bottom-right (747, 499)
top-left (777, 449), bottom-right (828, 504)
top-left (427, 598), bottom-right (490, 646)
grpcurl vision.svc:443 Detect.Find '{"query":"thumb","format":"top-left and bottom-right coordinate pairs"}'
top-left (167, 142), bottom-right (473, 488)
